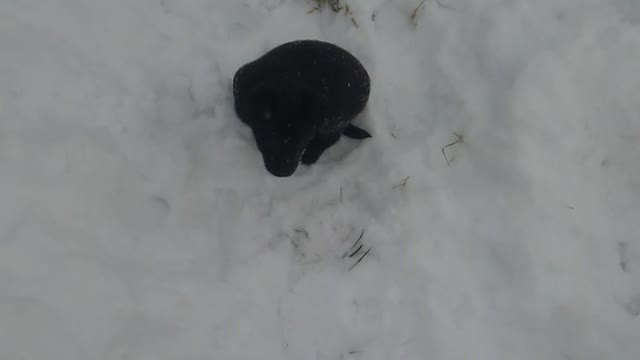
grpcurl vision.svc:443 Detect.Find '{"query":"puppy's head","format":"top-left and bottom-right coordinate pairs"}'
top-left (245, 82), bottom-right (319, 177)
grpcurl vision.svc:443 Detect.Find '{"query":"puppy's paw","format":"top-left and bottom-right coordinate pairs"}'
top-left (300, 149), bottom-right (322, 165)
top-left (343, 124), bottom-right (372, 139)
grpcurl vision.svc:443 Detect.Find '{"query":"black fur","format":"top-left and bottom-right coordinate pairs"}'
top-left (232, 39), bottom-right (372, 177)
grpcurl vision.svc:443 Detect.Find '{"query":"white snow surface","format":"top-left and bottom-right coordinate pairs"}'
top-left (1, 0), bottom-right (639, 359)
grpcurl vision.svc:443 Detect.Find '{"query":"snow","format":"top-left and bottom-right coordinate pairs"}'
top-left (1, 0), bottom-right (639, 358)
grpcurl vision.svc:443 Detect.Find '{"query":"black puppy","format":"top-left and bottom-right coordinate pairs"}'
top-left (232, 39), bottom-right (372, 177)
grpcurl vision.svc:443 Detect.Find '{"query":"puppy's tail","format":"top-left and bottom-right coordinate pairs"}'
top-left (343, 125), bottom-right (372, 139)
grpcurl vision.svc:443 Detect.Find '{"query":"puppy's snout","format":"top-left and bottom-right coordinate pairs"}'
top-left (264, 155), bottom-right (299, 177)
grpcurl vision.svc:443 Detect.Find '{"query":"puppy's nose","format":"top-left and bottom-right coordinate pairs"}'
top-left (267, 165), bottom-right (296, 177)
top-left (265, 157), bottom-right (298, 177)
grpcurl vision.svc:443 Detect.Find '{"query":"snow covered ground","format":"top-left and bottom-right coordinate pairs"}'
top-left (1, 0), bottom-right (639, 358)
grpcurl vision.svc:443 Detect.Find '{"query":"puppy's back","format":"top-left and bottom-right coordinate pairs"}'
top-left (234, 40), bottom-right (370, 130)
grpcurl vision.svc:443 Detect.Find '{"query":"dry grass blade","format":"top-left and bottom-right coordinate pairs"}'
top-left (294, 228), bottom-right (309, 238)
top-left (441, 147), bottom-right (450, 167)
top-left (328, 0), bottom-right (343, 12)
top-left (392, 176), bottom-right (410, 190)
top-left (343, 228), bottom-right (366, 258)
top-left (411, 0), bottom-right (427, 25)
top-left (442, 132), bottom-right (464, 167)
top-left (348, 248), bottom-right (372, 271)
top-left (618, 242), bottom-right (629, 273)
top-left (436, 0), bottom-right (454, 10)
top-left (349, 244), bottom-right (363, 258)
top-left (349, 229), bottom-right (365, 251)
top-left (313, 0), bottom-right (343, 12)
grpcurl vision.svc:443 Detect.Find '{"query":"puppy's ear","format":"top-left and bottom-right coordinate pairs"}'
top-left (247, 83), bottom-right (278, 122)
top-left (248, 84), bottom-right (274, 104)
